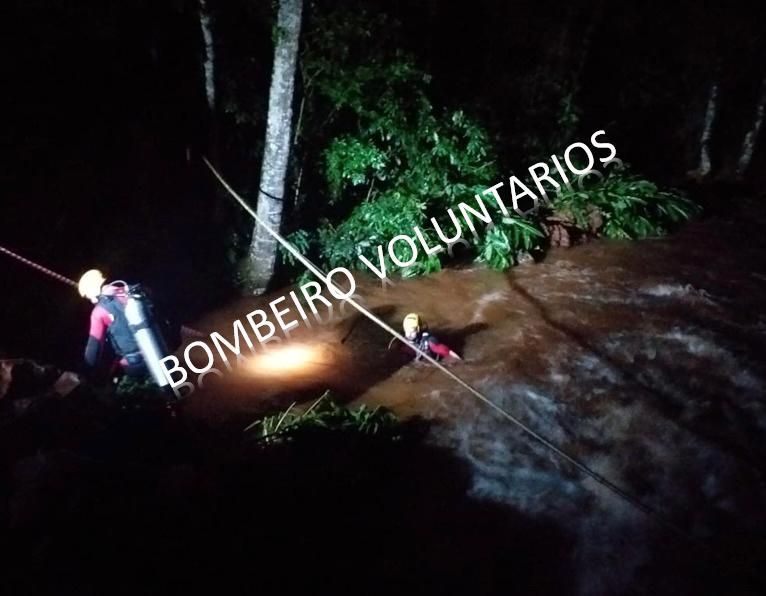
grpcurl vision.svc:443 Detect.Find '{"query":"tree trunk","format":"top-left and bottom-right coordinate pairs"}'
top-left (736, 76), bottom-right (766, 177)
top-left (198, 0), bottom-right (215, 113)
top-left (695, 81), bottom-right (719, 179)
top-left (197, 0), bottom-right (224, 223)
top-left (247, 0), bottom-right (303, 294)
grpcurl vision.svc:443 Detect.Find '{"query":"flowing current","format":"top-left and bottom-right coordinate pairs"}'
top-left (185, 200), bottom-right (766, 594)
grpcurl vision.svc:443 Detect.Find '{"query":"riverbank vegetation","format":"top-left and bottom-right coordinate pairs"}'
top-left (246, 390), bottom-right (401, 444)
top-left (274, 8), bottom-right (700, 282)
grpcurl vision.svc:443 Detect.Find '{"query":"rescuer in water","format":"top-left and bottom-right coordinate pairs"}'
top-left (401, 313), bottom-right (461, 362)
top-left (78, 269), bottom-right (170, 387)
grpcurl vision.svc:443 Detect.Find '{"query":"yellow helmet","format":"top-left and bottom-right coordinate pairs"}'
top-left (402, 313), bottom-right (421, 334)
top-left (78, 269), bottom-right (106, 299)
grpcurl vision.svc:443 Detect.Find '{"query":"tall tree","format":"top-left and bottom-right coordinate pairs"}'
top-left (691, 80), bottom-right (719, 180)
top-left (198, 0), bottom-right (216, 113)
top-left (736, 76), bottom-right (766, 177)
top-left (197, 0), bottom-right (226, 223)
top-left (248, 0), bottom-right (303, 294)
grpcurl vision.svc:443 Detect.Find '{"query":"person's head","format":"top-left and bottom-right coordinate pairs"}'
top-left (402, 313), bottom-right (422, 340)
top-left (78, 269), bottom-right (106, 303)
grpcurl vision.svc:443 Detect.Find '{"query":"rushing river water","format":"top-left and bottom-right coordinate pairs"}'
top-left (183, 199), bottom-right (766, 594)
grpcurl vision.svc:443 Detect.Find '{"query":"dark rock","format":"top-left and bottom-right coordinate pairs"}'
top-left (0, 359), bottom-right (82, 406)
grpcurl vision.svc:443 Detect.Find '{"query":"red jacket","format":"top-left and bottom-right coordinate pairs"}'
top-left (409, 331), bottom-right (454, 360)
top-left (85, 285), bottom-right (130, 368)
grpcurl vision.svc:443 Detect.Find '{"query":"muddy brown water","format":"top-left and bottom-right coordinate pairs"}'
top-left (180, 200), bottom-right (766, 594)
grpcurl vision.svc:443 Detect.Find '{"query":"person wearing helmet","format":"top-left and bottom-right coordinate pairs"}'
top-left (79, 269), bottom-right (147, 378)
top-left (401, 313), bottom-right (461, 362)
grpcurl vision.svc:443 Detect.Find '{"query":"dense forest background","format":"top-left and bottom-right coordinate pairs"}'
top-left (2, 0), bottom-right (765, 366)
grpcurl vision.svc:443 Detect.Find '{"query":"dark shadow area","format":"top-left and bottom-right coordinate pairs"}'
top-left (1, 386), bottom-right (574, 596)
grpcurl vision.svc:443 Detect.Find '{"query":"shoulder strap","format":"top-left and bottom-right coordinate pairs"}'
top-left (97, 295), bottom-right (140, 355)
top-left (98, 295), bottom-right (124, 317)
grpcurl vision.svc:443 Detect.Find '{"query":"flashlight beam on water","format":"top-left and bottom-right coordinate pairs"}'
top-left (247, 345), bottom-right (334, 376)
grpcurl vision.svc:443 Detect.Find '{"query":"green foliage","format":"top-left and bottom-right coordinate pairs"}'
top-left (477, 216), bottom-right (545, 270)
top-left (289, 9), bottom-right (538, 278)
top-left (278, 8), bottom-right (697, 283)
top-left (551, 163), bottom-right (699, 239)
top-left (324, 137), bottom-right (388, 202)
top-left (279, 229), bottom-right (312, 266)
top-left (111, 374), bottom-right (185, 411)
top-left (114, 376), bottom-right (164, 400)
top-left (247, 391), bottom-right (400, 444)
top-left (318, 191), bottom-right (425, 270)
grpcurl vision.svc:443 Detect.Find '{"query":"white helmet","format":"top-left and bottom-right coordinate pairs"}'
top-left (78, 269), bottom-right (106, 301)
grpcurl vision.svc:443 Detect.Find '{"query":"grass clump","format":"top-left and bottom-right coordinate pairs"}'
top-left (246, 391), bottom-right (401, 445)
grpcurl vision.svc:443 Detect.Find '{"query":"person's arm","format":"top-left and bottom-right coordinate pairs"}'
top-left (427, 338), bottom-right (461, 360)
top-left (84, 307), bottom-right (108, 368)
